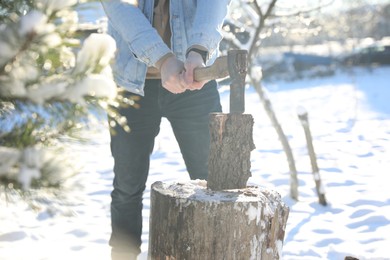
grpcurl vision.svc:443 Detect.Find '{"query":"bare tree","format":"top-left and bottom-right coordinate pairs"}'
top-left (223, 0), bottom-right (334, 200)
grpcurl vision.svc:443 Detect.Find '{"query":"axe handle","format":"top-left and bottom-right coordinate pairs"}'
top-left (193, 67), bottom-right (220, 82)
top-left (193, 56), bottom-right (229, 82)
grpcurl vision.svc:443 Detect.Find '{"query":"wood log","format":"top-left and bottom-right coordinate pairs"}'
top-left (149, 180), bottom-right (289, 260)
top-left (208, 113), bottom-right (255, 191)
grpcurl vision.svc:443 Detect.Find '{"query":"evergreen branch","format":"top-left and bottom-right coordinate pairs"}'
top-left (0, 28), bottom-right (36, 75)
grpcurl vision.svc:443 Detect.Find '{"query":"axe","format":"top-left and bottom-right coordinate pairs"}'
top-left (194, 50), bottom-right (248, 113)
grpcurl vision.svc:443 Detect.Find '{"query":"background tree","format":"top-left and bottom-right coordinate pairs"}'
top-left (223, 0), bottom-right (389, 201)
top-left (222, 0), bottom-right (338, 200)
top-left (252, 1), bottom-right (390, 51)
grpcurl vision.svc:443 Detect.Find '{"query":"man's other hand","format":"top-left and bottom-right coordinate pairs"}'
top-left (160, 56), bottom-right (187, 94)
top-left (182, 51), bottom-right (208, 91)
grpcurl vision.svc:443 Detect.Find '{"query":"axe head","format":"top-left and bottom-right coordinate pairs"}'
top-left (192, 49), bottom-right (248, 113)
top-left (228, 50), bottom-right (248, 113)
top-left (227, 50), bottom-right (248, 80)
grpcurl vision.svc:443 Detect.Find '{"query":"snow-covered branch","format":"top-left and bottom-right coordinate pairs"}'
top-left (0, 0), bottom-right (129, 190)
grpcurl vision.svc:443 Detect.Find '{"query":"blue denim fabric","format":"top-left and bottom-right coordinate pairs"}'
top-left (109, 80), bottom-right (222, 257)
top-left (100, 0), bottom-right (231, 95)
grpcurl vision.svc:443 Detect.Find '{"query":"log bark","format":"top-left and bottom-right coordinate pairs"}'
top-left (208, 113), bottom-right (255, 191)
top-left (149, 180), bottom-right (289, 260)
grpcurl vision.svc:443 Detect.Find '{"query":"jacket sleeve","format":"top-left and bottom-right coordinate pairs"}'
top-left (188, 0), bottom-right (232, 56)
top-left (100, 0), bottom-right (171, 67)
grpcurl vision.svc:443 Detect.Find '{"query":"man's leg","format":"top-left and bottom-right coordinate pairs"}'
top-left (161, 80), bottom-right (222, 180)
top-left (109, 80), bottom-right (162, 258)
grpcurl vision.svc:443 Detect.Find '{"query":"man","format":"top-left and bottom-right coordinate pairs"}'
top-left (100, 0), bottom-right (231, 258)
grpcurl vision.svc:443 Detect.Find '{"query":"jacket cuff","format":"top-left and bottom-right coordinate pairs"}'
top-left (188, 31), bottom-right (222, 59)
top-left (186, 45), bottom-right (209, 63)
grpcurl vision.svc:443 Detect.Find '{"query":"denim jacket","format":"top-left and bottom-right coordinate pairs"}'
top-left (100, 0), bottom-right (231, 95)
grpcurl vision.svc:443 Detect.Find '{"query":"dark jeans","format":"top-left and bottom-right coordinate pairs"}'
top-left (109, 79), bottom-right (222, 257)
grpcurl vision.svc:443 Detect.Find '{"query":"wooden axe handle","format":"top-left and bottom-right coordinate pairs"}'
top-left (193, 56), bottom-right (229, 82)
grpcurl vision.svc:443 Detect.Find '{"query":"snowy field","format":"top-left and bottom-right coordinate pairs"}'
top-left (1, 66), bottom-right (390, 259)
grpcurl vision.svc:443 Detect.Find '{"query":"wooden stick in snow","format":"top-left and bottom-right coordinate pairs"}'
top-left (297, 106), bottom-right (327, 206)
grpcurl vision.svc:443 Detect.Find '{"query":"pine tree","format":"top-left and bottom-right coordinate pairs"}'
top-left (0, 0), bottom-right (132, 190)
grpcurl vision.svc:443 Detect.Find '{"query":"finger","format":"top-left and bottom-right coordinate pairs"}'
top-left (183, 62), bottom-right (197, 84)
top-left (192, 81), bottom-right (204, 90)
top-left (187, 82), bottom-right (202, 91)
top-left (185, 66), bottom-right (195, 85)
top-left (178, 84), bottom-right (186, 93)
top-left (162, 81), bottom-right (180, 94)
top-left (170, 81), bottom-right (186, 94)
top-left (189, 78), bottom-right (208, 90)
top-left (163, 72), bottom-right (187, 93)
top-left (179, 72), bottom-right (189, 90)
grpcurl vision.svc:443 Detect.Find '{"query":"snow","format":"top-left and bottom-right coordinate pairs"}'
top-left (296, 105), bottom-right (307, 117)
top-left (1, 66), bottom-right (390, 259)
top-left (19, 10), bottom-right (49, 36)
top-left (246, 204), bottom-right (260, 224)
top-left (73, 33), bottom-right (117, 75)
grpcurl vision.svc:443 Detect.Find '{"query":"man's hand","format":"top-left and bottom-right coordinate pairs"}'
top-left (182, 51), bottom-right (208, 91)
top-left (160, 55), bottom-right (187, 94)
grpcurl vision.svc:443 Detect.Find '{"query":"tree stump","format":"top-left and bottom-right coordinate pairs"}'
top-left (208, 113), bottom-right (255, 190)
top-left (149, 180), bottom-right (289, 260)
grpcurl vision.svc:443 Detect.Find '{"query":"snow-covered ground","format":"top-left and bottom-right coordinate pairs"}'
top-left (1, 66), bottom-right (390, 259)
